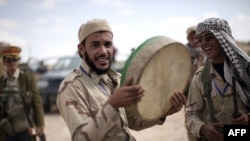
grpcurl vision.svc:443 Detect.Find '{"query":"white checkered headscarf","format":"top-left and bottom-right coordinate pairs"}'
top-left (196, 17), bottom-right (250, 108)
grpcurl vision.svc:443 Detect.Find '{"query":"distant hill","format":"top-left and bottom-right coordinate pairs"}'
top-left (237, 41), bottom-right (250, 56)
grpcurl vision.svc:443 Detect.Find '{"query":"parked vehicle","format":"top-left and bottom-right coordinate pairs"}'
top-left (19, 57), bottom-right (48, 81)
top-left (37, 55), bottom-right (82, 113)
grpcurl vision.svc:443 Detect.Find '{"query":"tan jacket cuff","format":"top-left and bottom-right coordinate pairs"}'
top-left (103, 102), bottom-right (120, 122)
top-left (194, 122), bottom-right (205, 137)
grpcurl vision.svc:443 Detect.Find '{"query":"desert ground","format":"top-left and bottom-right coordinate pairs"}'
top-left (44, 106), bottom-right (188, 141)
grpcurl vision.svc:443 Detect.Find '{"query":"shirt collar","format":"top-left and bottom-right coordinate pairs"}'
top-left (210, 60), bottom-right (227, 80)
top-left (4, 68), bottom-right (20, 80)
top-left (81, 60), bottom-right (105, 85)
top-left (80, 60), bottom-right (120, 85)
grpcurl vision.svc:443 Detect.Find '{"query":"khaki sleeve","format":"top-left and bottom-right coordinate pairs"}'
top-left (125, 107), bottom-right (164, 131)
top-left (185, 71), bottom-right (206, 137)
top-left (57, 81), bottom-right (121, 141)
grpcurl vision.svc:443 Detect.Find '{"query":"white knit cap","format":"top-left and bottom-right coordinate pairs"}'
top-left (186, 25), bottom-right (197, 37)
top-left (78, 18), bottom-right (113, 43)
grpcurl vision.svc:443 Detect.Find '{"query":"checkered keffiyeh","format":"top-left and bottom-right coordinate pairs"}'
top-left (196, 17), bottom-right (250, 108)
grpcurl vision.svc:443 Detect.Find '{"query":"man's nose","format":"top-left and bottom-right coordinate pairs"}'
top-left (99, 45), bottom-right (108, 54)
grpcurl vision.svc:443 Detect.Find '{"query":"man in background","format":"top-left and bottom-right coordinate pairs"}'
top-left (0, 45), bottom-right (45, 141)
top-left (185, 25), bottom-right (207, 72)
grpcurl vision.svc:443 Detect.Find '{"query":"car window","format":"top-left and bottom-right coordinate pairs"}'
top-left (51, 56), bottom-right (81, 71)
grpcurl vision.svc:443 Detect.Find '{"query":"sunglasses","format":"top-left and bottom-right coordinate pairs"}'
top-left (4, 58), bottom-right (20, 63)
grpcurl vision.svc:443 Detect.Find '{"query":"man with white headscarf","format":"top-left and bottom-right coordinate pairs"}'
top-left (185, 17), bottom-right (250, 141)
top-left (56, 18), bottom-right (186, 141)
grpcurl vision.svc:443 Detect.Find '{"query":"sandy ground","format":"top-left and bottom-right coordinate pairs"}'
top-left (44, 106), bottom-right (188, 141)
top-left (131, 109), bottom-right (188, 141)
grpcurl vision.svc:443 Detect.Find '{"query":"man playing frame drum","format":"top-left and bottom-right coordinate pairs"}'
top-left (57, 18), bottom-right (187, 141)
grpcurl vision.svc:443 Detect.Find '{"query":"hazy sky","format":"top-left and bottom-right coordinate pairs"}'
top-left (0, 0), bottom-right (250, 62)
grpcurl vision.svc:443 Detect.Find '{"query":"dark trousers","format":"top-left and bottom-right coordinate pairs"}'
top-left (6, 130), bottom-right (32, 141)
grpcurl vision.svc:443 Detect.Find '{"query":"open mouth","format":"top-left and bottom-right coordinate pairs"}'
top-left (96, 56), bottom-right (109, 65)
top-left (203, 46), bottom-right (212, 51)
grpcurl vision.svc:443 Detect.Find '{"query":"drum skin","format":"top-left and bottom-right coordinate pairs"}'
top-left (121, 36), bottom-right (192, 121)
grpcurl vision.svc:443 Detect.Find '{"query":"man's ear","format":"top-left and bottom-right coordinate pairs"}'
top-left (77, 44), bottom-right (85, 58)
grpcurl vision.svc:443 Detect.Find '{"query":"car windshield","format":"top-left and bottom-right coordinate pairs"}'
top-left (51, 56), bottom-right (82, 71)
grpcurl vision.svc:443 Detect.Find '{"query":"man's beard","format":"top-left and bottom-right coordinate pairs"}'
top-left (85, 52), bottom-right (111, 75)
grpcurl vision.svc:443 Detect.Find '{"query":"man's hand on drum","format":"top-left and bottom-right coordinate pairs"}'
top-left (166, 91), bottom-right (186, 116)
top-left (108, 77), bottom-right (145, 110)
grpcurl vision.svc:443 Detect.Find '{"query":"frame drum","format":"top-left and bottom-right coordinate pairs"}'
top-left (121, 36), bottom-right (192, 121)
